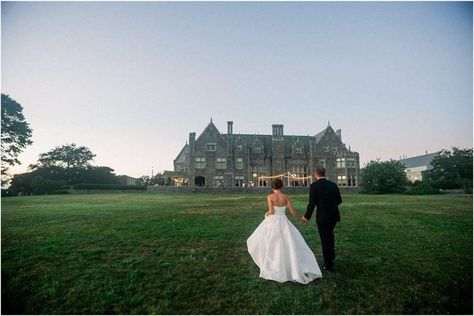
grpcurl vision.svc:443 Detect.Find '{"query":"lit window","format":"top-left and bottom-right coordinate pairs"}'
top-left (337, 158), bottom-right (346, 168)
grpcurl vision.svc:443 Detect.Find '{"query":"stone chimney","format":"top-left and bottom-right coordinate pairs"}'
top-left (272, 124), bottom-right (284, 137)
top-left (227, 121), bottom-right (233, 135)
top-left (189, 132), bottom-right (196, 155)
top-left (336, 129), bottom-right (342, 141)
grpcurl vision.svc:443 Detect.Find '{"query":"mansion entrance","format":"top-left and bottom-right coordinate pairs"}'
top-left (195, 176), bottom-right (206, 187)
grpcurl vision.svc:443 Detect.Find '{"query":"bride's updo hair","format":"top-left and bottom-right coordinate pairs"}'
top-left (272, 179), bottom-right (284, 190)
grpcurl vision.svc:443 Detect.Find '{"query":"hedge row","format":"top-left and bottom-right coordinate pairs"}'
top-left (72, 183), bottom-right (147, 190)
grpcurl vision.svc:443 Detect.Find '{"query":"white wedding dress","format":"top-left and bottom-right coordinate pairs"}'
top-left (247, 205), bottom-right (322, 284)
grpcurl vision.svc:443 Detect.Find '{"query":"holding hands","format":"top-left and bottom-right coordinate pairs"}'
top-left (300, 216), bottom-right (308, 223)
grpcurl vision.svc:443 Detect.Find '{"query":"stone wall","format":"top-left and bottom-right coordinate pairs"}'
top-left (147, 186), bottom-right (360, 194)
top-left (68, 189), bottom-right (146, 194)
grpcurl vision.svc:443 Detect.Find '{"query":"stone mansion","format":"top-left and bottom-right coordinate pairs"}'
top-left (165, 120), bottom-right (360, 188)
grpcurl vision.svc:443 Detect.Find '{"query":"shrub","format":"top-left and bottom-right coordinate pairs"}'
top-left (405, 180), bottom-right (439, 195)
top-left (1, 189), bottom-right (14, 197)
top-left (31, 176), bottom-right (64, 195)
top-left (52, 190), bottom-right (69, 195)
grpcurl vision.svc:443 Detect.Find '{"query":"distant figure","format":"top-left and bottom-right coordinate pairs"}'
top-left (301, 167), bottom-right (342, 271)
top-left (247, 179), bottom-right (322, 284)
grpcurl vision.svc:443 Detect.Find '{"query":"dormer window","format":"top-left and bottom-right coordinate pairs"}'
top-left (254, 147), bottom-right (262, 154)
top-left (324, 146), bottom-right (329, 152)
top-left (295, 148), bottom-right (303, 154)
top-left (206, 143), bottom-right (216, 151)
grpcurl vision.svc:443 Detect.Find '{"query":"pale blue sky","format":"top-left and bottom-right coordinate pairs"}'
top-left (2, 1), bottom-right (472, 177)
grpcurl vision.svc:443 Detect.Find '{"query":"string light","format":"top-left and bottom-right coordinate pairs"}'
top-left (172, 177), bottom-right (187, 184)
top-left (258, 172), bottom-right (312, 180)
top-left (171, 172), bottom-right (311, 185)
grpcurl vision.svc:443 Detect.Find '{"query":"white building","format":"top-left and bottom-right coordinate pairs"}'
top-left (399, 151), bottom-right (441, 182)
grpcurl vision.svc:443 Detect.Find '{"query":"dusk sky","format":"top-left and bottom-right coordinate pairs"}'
top-left (2, 1), bottom-right (472, 178)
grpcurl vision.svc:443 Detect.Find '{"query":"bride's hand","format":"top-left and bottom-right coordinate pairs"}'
top-left (265, 210), bottom-right (273, 217)
top-left (300, 216), bottom-right (308, 223)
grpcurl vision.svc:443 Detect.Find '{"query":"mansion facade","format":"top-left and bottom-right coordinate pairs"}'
top-left (165, 120), bottom-right (360, 188)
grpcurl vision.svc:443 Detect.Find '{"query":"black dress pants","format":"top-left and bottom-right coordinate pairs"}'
top-left (317, 222), bottom-right (337, 267)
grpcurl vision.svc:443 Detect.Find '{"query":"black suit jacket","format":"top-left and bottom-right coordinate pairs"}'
top-left (304, 178), bottom-right (342, 224)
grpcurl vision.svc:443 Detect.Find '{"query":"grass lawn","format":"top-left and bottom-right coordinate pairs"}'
top-left (2, 193), bottom-right (472, 314)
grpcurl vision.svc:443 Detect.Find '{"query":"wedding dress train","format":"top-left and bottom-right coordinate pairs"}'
top-left (247, 205), bottom-right (322, 284)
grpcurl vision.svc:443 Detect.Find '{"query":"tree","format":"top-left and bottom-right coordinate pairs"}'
top-left (8, 171), bottom-right (35, 196)
top-left (7, 144), bottom-right (122, 195)
top-left (135, 176), bottom-right (150, 186)
top-left (35, 143), bottom-right (96, 183)
top-left (150, 173), bottom-right (166, 186)
top-left (1, 94), bottom-right (33, 184)
top-left (425, 147), bottom-right (473, 192)
top-left (76, 166), bottom-right (119, 184)
top-left (360, 160), bottom-right (409, 194)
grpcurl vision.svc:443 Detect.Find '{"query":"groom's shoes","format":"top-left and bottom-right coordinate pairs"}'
top-left (323, 264), bottom-right (334, 271)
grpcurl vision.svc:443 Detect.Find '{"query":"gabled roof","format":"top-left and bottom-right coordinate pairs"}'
top-left (173, 144), bottom-right (189, 163)
top-left (314, 129), bottom-right (327, 143)
top-left (314, 124), bottom-right (336, 144)
top-left (399, 151), bottom-right (442, 169)
top-left (196, 120), bottom-right (226, 143)
top-left (292, 137), bottom-right (303, 149)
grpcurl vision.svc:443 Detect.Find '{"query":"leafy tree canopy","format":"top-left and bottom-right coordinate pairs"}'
top-left (1, 94), bottom-right (33, 182)
top-left (37, 143), bottom-right (95, 169)
top-left (360, 159), bottom-right (409, 194)
top-left (425, 147), bottom-right (473, 191)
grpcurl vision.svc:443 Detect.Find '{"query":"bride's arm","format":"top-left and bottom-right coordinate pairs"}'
top-left (266, 195), bottom-right (274, 216)
top-left (287, 197), bottom-right (301, 218)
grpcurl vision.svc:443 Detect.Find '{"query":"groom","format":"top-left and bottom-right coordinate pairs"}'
top-left (301, 167), bottom-right (342, 271)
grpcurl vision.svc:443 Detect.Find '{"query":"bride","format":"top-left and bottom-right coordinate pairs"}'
top-left (247, 179), bottom-right (322, 284)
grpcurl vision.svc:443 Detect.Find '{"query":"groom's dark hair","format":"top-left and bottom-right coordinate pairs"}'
top-left (315, 167), bottom-right (326, 177)
top-left (272, 179), bottom-right (284, 190)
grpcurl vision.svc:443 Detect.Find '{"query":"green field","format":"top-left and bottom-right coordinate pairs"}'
top-left (2, 193), bottom-right (472, 314)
